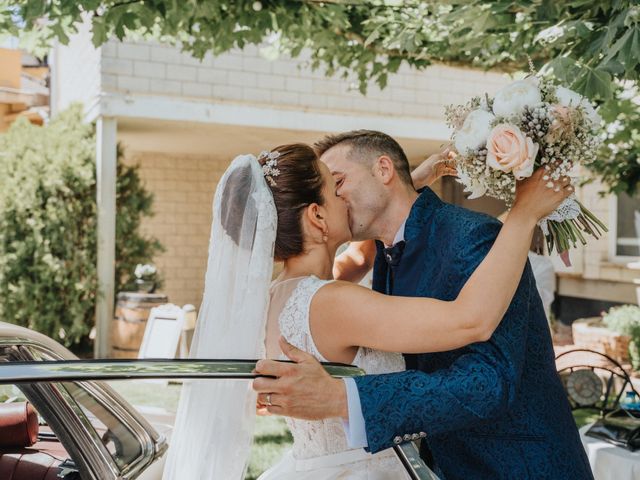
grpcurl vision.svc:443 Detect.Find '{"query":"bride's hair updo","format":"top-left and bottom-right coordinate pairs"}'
top-left (258, 143), bottom-right (325, 261)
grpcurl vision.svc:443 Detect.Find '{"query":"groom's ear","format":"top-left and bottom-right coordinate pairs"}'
top-left (375, 155), bottom-right (396, 185)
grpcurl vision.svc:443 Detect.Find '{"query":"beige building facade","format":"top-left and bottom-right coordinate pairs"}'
top-left (50, 27), bottom-right (639, 352)
top-left (0, 47), bottom-right (48, 131)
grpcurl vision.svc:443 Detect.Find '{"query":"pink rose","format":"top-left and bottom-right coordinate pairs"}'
top-left (486, 124), bottom-right (539, 180)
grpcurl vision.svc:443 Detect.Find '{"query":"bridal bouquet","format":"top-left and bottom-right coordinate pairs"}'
top-left (446, 75), bottom-right (607, 259)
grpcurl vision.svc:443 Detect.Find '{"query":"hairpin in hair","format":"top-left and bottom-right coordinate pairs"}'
top-left (258, 150), bottom-right (281, 187)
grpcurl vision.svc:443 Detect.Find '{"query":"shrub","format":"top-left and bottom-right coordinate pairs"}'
top-left (0, 105), bottom-right (163, 349)
top-left (603, 305), bottom-right (640, 370)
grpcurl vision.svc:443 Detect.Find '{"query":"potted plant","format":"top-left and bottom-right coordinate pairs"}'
top-left (603, 305), bottom-right (640, 371)
top-left (134, 264), bottom-right (158, 293)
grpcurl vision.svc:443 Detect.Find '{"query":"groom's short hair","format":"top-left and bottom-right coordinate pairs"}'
top-left (314, 130), bottom-right (412, 186)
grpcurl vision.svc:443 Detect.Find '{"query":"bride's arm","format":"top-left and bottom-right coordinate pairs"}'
top-left (333, 149), bottom-right (456, 282)
top-left (332, 240), bottom-right (376, 283)
top-left (313, 169), bottom-right (570, 358)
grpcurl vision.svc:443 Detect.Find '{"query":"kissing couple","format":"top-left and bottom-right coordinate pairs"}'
top-left (164, 130), bottom-right (593, 480)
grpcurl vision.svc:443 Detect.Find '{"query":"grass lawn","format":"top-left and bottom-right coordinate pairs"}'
top-left (246, 415), bottom-right (292, 480)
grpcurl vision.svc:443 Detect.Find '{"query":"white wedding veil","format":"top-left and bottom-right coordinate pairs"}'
top-left (162, 154), bottom-right (277, 479)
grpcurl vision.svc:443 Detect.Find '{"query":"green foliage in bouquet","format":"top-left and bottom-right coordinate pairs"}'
top-left (603, 305), bottom-right (640, 370)
top-left (0, 105), bottom-right (163, 348)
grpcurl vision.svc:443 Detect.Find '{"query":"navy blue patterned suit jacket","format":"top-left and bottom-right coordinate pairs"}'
top-left (354, 188), bottom-right (593, 479)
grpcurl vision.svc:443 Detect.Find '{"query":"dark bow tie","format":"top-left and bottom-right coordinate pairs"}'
top-left (383, 241), bottom-right (405, 267)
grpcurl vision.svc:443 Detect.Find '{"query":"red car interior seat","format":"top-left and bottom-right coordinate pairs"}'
top-left (0, 402), bottom-right (69, 480)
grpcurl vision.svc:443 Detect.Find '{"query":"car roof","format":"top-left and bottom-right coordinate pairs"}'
top-left (0, 321), bottom-right (76, 360)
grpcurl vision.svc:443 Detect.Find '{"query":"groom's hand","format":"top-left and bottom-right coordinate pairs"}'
top-left (252, 337), bottom-right (348, 420)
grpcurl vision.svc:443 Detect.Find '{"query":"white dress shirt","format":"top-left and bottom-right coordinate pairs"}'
top-left (341, 220), bottom-right (407, 448)
top-left (527, 251), bottom-right (556, 322)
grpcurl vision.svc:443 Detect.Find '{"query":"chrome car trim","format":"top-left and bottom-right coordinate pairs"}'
top-left (55, 381), bottom-right (122, 477)
top-left (0, 358), bottom-right (365, 383)
top-left (88, 380), bottom-right (169, 472)
top-left (0, 333), bottom-right (78, 360)
top-left (394, 443), bottom-right (440, 480)
top-left (77, 380), bottom-right (161, 479)
top-left (16, 374), bottom-right (118, 479)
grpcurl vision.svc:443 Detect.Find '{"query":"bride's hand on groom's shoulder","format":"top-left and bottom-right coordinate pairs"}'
top-left (411, 146), bottom-right (457, 189)
top-left (252, 337), bottom-right (348, 421)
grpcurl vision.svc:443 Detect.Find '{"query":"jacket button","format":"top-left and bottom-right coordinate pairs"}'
top-left (403, 434), bottom-right (412, 441)
top-left (411, 433), bottom-right (420, 440)
top-left (419, 432), bottom-right (427, 438)
top-left (393, 436), bottom-right (403, 445)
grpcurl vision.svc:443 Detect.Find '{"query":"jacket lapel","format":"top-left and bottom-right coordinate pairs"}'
top-left (403, 187), bottom-right (443, 244)
top-left (371, 187), bottom-right (443, 295)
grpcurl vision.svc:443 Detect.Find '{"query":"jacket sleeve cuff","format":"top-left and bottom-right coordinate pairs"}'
top-left (341, 377), bottom-right (369, 449)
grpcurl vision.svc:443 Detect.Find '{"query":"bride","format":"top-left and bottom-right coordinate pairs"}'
top-left (162, 144), bottom-right (571, 479)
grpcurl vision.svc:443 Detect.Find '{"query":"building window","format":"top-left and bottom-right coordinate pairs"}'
top-left (613, 192), bottom-right (640, 259)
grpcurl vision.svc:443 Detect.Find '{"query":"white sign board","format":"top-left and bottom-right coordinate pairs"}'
top-left (138, 303), bottom-right (185, 360)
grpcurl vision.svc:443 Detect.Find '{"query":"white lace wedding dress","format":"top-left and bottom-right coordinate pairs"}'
top-left (258, 275), bottom-right (410, 480)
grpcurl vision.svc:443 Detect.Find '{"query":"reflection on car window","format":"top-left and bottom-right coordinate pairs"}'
top-left (0, 384), bottom-right (27, 403)
top-left (61, 382), bottom-right (142, 470)
top-left (18, 345), bottom-right (146, 472)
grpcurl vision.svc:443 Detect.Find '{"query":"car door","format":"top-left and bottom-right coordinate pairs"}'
top-left (1, 350), bottom-right (435, 479)
top-left (2, 343), bottom-right (166, 480)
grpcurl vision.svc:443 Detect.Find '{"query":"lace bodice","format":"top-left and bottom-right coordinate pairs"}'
top-left (271, 275), bottom-right (405, 461)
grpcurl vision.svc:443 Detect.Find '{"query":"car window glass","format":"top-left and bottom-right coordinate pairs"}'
top-left (21, 345), bottom-right (144, 471)
top-left (61, 382), bottom-right (142, 470)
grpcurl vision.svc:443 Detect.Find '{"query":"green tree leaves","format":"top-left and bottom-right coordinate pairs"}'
top-left (573, 67), bottom-right (614, 100)
top-left (1, 0), bottom-right (636, 98)
top-left (1, 0), bottom-right (638, 193)
top-left (592, 87), bottom-right (640, 196)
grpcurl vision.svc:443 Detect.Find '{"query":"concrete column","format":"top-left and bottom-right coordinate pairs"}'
top-left (94, 116), bottom-right (117, 358)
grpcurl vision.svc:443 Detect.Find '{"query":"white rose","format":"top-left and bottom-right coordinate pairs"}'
top-left (454, 109), bottom-right (495, 154)
top-left (492, 79), bottom-right (542, 118)
top-left (555, 86), bottom-right (602, 127)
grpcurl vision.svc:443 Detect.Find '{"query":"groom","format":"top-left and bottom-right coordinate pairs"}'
top-left (254, 130), bottom-right (593, 479)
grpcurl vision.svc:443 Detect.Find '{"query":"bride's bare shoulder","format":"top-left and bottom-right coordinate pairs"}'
top-left (313, 279), bottom-right (380, 307)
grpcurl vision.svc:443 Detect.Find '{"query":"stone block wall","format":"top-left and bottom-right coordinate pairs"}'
top-left (101, 39), bottom-right (510, 121)
top-left (123, 150), bottom-right (228, 307)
